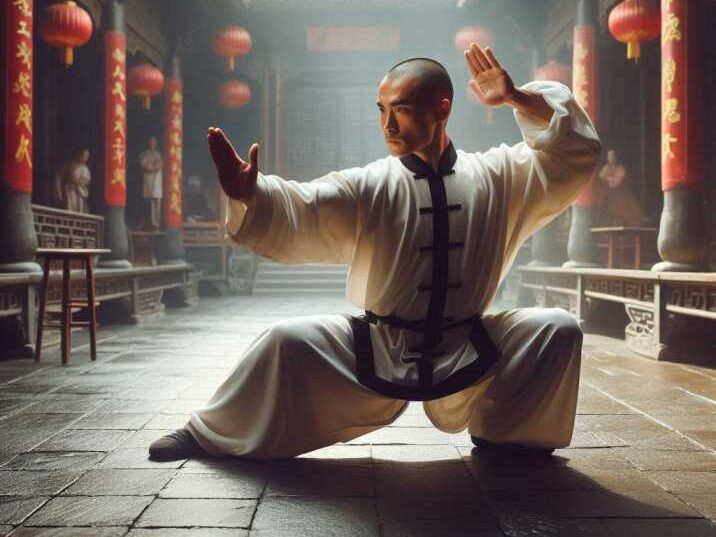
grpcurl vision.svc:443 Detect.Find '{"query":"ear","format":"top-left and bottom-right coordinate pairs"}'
top-left (436, 98), bottom-right (452, 121)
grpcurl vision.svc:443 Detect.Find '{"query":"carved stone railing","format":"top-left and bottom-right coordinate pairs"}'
top-left (520, 266), bottom-right (716, 362)
top-left (32, 204), bottom-right (104, 249)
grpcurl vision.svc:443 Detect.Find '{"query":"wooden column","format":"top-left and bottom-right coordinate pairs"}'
top-left (0, 0), bottom-right (40, 273)
top-left (564, 0), bottom-right (600, 268)
top-left (99, 0), bottom-right (131, 268)
top-left (653, 0), bottom-right (707, 271)
top-left (158, 54), bottom-right (186, 264)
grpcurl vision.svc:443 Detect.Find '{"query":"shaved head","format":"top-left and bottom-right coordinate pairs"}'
top-left (385, 57), bottom-right (454, 105)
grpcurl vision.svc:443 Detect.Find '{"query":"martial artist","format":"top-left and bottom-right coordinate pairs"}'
top-left (150, 43), bottom-right (601, 460)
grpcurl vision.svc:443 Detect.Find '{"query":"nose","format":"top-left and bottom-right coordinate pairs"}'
top-left (383, 110), bottom-right (398, 134)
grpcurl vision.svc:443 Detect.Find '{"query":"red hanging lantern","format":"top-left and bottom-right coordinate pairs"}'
top-left (127, 64), bottom-right (165, 110)
top-left (534, 60), bottom-right (572, 85)
top-left (608, 0), bottom-right (660, 61)
top-left (214, 26), bottom-right (252, 72)
top-left (454, 26), bottom-right (494, 52)
top-left (219, 81), bottom-right (252, 109)
top-left (41, 1), bottom-right (93, 66)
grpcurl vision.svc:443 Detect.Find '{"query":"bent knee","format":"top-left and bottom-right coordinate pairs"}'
top-left (546, 308), bottom-right (582, 345)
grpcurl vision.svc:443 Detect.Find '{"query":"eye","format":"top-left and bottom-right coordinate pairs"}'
top-left (395, 106), bottom-right (410, 114)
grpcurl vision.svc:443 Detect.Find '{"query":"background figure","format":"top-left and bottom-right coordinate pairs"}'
top-left (55, 149), bottom-right (92, 213)
top-left (140, 136), bottom-right (164, 230)
top-left (597, 149), bottom-right (642, 226)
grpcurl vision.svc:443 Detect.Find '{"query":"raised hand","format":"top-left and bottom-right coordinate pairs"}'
top-left (464, 43), bottom-right (516, 108)
top-left (207, 127), bottom-right (259, 202)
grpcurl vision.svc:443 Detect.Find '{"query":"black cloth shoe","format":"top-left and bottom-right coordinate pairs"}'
top-left (471, 436), bottom-right (555, 456)
top-left (149, 427), bottom-right (209, 461)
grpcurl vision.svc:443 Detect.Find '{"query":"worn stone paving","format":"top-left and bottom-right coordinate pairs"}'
top-left (0, 295), bottom-right (714, 536)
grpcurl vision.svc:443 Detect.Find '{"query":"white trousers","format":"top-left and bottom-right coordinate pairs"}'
top-left (187, 307), bottom-right (582, 459)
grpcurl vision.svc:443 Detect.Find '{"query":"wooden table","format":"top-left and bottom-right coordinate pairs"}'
top-left (591, 227), bottom-right (658, 269)
top-left (35, 248), bottom-right (111, 364)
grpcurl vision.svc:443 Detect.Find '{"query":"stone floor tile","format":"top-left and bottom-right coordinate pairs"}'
top-left (679, 494), bottom-right (716, 521)
top-left (99, 399), bottom-right (169, 414)
top-left (135, 498), bottom-right (256, 528)
top-left (69, 413), bottom-right (153, 430)
top-left (353, 426), bottom-right (452, 445)
top-left (372, 444), bottom-right (461, 463)
top-left (0, 526), bottom-right (10, 536)
top-left (32, 429), bottom-right (132, 452)
top-left (264, 460), bottom-right (373, 497)
top-left (251, 497), bottom-right (377, 536)
top-left (646, 471), bottom-right (716, 494)
top-left (0, 414), bottom-right (81, 453)
top-left (376, 495), bottom-right (493, 521)
top-left (141, 414), bottom-right (188, 430)
top-left (11, 528), bottom-right (128, 536)
top-left (2, 452), bottom-right (105, 471)
top-left (376, 461), bottom-right (476, 498)
top-left (93, 448), bottom-right (185, 469)
top-left (0, 471), bottom-right (81, 496)
top-left (380, 519), bottom-right (505, 537)
top-left (126, 530), bottom-right (246, 537)
top-left (63, 469), bottom-right (176, 496)
top-left (0, 497), bottom-right (48, 524)
top-left (569, 519), bottom-right (716, 537)
top-left (24, 495), bottom-right (152, 526)
top-left (119, 429), bottom-right (174, 449)
top-left (161, 470), bottom-right (265, 499)
top-left (622, 449), bottom-right (716, 472)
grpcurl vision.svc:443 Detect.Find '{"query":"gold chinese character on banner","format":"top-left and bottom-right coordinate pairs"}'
top-left (113, 65), bottom-right (125, 81)
top-left (16, 41), bottom-right (32, 70)
top-left (662, 133), bottom-right (677, 160)
top-left (15, 135), bottom-right (31, 166)
top-left (13, 0), bottom-right (31, 17)
top-left (115, 103), bottom-right (125, 120)
top-left (111, 47), bottom-right (125, 63)
top-left (663, 98), bottom-right (681, 123)
top-left (111, 168), bottom-right (125, 185)
top-left (663, 13), bottom-right (682, 42)
top-left (111, 81), bottom-right (126, 101)
top-left (574, 42), bottom-right (589, 61)
top-left (113, 119), bottom-right (125, 137)
top-left (663, 59), bottom-right (676, 93)
top-left (169, 192), bottom-right (181, 213)
top-left (12, 72), bottom-right (31, 98)
top-left (172, 91), bottom-right (182, 104)
top-left (16, 103), bottom-right (31, 131)
top-left (17, 21), bottom-right (31, 38)
top-left (112, 139), bottom-right (125, 164)
top-left (171, 117), bottom-right (181, 131)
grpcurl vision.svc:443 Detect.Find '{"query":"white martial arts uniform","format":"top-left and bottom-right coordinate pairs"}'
top-left (188, 80), bottom-right (601, 458)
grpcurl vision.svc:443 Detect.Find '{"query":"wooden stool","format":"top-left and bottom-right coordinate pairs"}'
top-left (35, 248), bottom-right (110, 365)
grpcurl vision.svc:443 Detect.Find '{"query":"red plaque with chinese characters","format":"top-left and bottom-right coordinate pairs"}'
top-left (104, 31), bottom-right (127, 207)
top-left (164, 78), bottom-right (183, 229)
top-left (4, 0), bottom-right (34, 194)
top-left (572, 24), bottom-right (598, 207)
top-left (661, 0), bottom-right (703, 193)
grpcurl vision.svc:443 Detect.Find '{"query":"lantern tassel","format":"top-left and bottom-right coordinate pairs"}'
top-left (228, 56), bottom-right (236, 72)
top-left (627, 41), bottom-right (641, 61)
top-left (143, 96), bottom-right (151, 110)
top-left (63, 47), bottom-right (74, 66)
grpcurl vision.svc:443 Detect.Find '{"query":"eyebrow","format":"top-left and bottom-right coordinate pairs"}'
top-left (376, 99), bottom-right (416, 107)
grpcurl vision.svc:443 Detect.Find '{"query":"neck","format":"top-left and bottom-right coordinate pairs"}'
top-left (413, 125), bottom-right (450, 172)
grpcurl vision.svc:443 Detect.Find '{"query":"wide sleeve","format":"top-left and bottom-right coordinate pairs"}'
top-left (480, 80), bottom-right (602, 262)
top-left (224, 169), bottom-right (363, 264)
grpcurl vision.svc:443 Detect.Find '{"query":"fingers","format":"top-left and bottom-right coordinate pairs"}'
top-left (470, 43), bottom-right (491, 71)
top-left (247, 143), bottom-right (259, 172)
top-left (464, 51), bottom-right (479, 78)
top-left (207, 127), bottom-right (244, 167)
top-left (484, 47), bottom-right (501, 69)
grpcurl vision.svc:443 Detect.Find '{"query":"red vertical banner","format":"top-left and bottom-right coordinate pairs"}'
top-left (572, 24), bottom-right (598, 207)
top-left (4, 0), bottom-right (34, 193)
top-left (661, 0), bottom-right (703, 193)
top-left (104, 31), bottom-right (127, 206)
top-left (164, 78), bottom-right (183, 229)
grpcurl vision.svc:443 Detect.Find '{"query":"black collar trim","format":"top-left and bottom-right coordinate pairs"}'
top-left (399, 142), bottom-right (457, 178)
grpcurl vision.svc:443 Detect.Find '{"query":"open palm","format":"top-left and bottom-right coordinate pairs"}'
top-left (464, 43), bottom-right (515, 107)
top-left (207, 127), bottom-right (259, 202)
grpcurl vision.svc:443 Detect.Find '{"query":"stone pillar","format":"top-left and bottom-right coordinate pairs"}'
top-left (99, 0), bottom-right (131, 269)
top-left (529, 48), bottom-right (566, 266)
top-left (652, 0), bottom-right (707, 272)
top-left (564, 0), bottom-right (600, 268)
top-left (0, 0), bottom-right (40, 273)
top-left (158, 54), bottom-right (186, 264)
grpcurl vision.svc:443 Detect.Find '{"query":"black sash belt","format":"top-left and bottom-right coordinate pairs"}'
top-left (349, 311), bottom-right (502, 401)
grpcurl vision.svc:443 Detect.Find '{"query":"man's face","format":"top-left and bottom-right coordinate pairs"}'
top-left (79, 150), bottom-right (89, 163)
top-left (376, 75), bottom-right (442, 157)
top-left (607, 150), bottom-right (616, 163)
